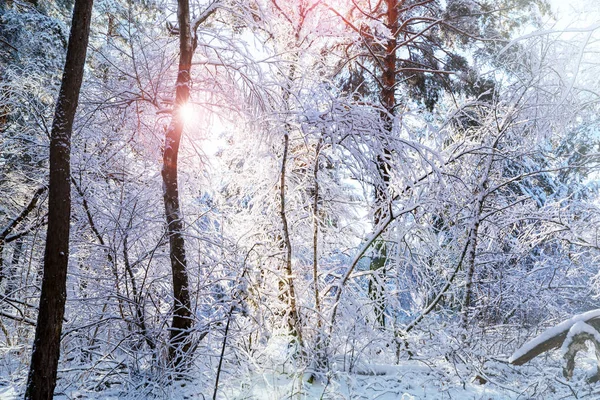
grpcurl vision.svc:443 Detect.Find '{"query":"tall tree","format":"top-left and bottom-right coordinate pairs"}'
top-left (327, 0), bottom-right (549, 327)
top-left (25, 0), bottom-right (94, 397)
top-left (162, 0), bottom-right (194, 372)
top-left (162, 0), bottom-right (218, 373)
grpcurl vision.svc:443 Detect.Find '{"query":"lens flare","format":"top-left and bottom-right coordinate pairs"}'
top-left (179, 102), bottom-right (195, 125)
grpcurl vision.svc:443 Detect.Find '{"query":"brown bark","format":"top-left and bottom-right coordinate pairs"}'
top-left (381, 0), bottom-right (399, 127)
top-left (162, 0), bottom-right (194, 372)
top-left (25, 0), bottom-right (93, 397)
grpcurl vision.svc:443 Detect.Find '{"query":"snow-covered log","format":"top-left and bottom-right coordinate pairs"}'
top-left (509, 310), bottom-right (600, 366)
top-left (560, 322), bottom-right (600, 381)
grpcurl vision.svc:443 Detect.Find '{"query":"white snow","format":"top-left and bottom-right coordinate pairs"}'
top-left (220, 360), bottom-right (513, 400)
top-left (560, 321), bottom-right (600, 356)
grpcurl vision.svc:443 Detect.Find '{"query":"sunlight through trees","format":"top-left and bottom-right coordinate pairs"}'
top-left (1, 0), bottom-right (600, 398)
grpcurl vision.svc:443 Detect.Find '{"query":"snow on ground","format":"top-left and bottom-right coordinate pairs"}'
top-left (215, 354), bottom-right (600, 399)
top-left (3, 331), bottom-right (600, 399)
top-left (0, 359), bottom-right (598, 399)
top-left (220, 361), bottom-right (506, 400)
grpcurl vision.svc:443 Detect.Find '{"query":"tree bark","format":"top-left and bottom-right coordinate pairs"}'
top-left (562, 331), bottom-right (600, 381)
top-left (312, 140), bottom-right (323, 331)
top-left (25, 0), bottom-right (93, 398)
top-left (162, 0), bottom-right (194, 372)
top-left (368, 0), bottom-right (400, 328)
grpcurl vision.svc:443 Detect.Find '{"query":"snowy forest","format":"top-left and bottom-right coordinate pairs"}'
top-left (2, 0), bottom-right (600, 398)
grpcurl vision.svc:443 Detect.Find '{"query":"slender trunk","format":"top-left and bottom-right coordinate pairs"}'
top-left (461, 211), bottom-right (482, 328)
top-left (4, 237), bottom-right (23, 296)
top-left (25, 0), bottom-right (93, 397)
top-left (461, 150), bottom-right (495, 329)
top-left (369, 0), bottom-right (400, 328)
top-left (312, 140), bottom-right (323, 329)
top-left (162, 0), bottom-right (194, 372)
top-left (72, 179), bottom-right (126, 320)
top-left (279, 131), bottom-right (303, 347)
top-left (123, 222), bottom-right (155, 350)
top-left (275, 45), bottom-right (303, 345)
top-left (213, 310), bottom-right (231, 400)
top-left (0, 239), bottom-right (4, 290)
top-left (402, 225), bottom-right (475, 335)
top-left (311, 140), bottom-right (327, 376)
top-left (213, 263), bottom-right (249, 398)
top-left (401, 158), bottom-right (491, 337)
top-left (368, 240), bottom-right (387, 326)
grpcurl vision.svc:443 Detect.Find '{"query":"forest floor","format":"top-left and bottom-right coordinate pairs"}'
top-left (1, 343), bottom-right (600, 399)
top-left (217, 356), bottom-right (600, 399)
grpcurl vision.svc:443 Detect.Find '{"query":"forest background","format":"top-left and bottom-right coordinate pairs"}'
top-left (2, 0), bottom-right (600, 398)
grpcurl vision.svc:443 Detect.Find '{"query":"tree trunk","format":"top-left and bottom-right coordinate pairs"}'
top-left (25, 0), bottom-right (93, 397)
top-left (461, 145), bottom-right (496, 329)
top-left (162, 0), bottom-right (194, 372)
top-left (4, 237), bottom-right (23, 296)
top-left (368, 0), bottom-right (399, 328)
top-left (279, 130), bottom-right (303, 347)
top-left (309, 139), bottom-right (327, 379)
top-left (276, 43), bottom-right (303, 345)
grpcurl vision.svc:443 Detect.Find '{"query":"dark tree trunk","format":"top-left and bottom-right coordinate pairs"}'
top-left (162, 0), bottom-right (194, 372)
top-left (25, 0), bottom-right (93, 398)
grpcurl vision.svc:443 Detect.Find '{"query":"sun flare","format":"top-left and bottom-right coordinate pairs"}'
top-left (178, 102), bottom-right (196, 125)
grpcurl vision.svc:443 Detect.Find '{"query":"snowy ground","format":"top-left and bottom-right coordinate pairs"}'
top-left (217, 358), bottom-right (600, 400)
top-left (2, 346), bottom-right (600, 399)
top-left (2, 324), bottom-right (600, 399)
